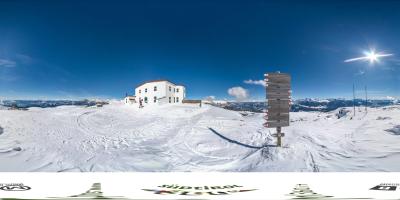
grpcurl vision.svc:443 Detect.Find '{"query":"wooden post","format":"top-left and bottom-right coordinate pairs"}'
top-left (265, 72), bottom-right (290, 148)
top-left (276, 127), bottom-right (282, 147)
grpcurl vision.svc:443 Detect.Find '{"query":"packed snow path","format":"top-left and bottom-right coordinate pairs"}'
top-left (0, 103), bottom-right (399, 172)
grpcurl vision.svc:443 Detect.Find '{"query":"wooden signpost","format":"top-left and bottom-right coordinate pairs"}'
top-left (264, 72), bottom-right (291, 147)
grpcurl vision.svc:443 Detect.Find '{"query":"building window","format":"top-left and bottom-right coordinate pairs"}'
top-left (174, 97), bottom-right (176, 103)
top-left (145, 88), bottom-right (147, 93)
top-left (173, 88), bottom-right (175, 93)
top-left (176, 97), bottom-right (179, 103)
top-left (154, 96), bottom-right (157, 103)
top-left (169, 97), bottom-right (171, 103)
top-left (154, 86), bottom-right (157, 91)
top-left (176, 88), bottom-right (179, 93)
top-left (169, 86), bottom-right (171, 91)
top-left (144, 97), bottom-right (148, 103)
top-left (139, 90), bottom-right (141, 94)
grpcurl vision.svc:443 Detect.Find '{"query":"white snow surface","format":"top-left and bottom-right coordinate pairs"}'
top-left (0, 102), bottom-right (400, 172)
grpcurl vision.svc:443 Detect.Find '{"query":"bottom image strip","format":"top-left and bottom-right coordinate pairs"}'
top-left (0, 173), bottom-right (399, 200)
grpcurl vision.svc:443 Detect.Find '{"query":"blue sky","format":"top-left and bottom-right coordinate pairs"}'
top-left (0, 0), bottom-right (399, 100)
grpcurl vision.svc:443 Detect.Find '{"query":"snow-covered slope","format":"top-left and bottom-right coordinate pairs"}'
top-left (0, 102), bottom-right (399, 172)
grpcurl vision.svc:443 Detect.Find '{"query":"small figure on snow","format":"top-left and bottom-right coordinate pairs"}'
top-left (139, 98), bottom-right (144, 108)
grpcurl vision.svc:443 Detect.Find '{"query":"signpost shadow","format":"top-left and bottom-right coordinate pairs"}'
top-left (208, 127), bottom-right (277, 149)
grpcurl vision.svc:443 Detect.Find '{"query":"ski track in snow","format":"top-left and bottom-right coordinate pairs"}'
top-left (0, 102), bottom-right (400, 172)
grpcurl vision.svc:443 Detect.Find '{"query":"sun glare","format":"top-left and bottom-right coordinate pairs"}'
top-left (365, 51), bottom-right (378, 63)
top-left (344, 49), bottom-right (393, 64)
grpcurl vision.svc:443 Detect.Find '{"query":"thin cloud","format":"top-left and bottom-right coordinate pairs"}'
top-left (244, 79), bottom-right (266, 87)
top-left (0, 59), bottom-right (16, 68)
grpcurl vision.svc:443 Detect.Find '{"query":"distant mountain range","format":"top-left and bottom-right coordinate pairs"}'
top-left (0, 99), bottom-right (398, 113)
top-left (0, 100), bottom-right (100, 109)
top-left (214, 99), bottom-right (399, 113)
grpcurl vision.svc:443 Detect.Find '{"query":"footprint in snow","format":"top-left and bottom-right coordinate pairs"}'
top-left (377, 116), bottom-right (391, 120)
top-left (13, 147), bottom-right (22, 151)
top-left (0, 147), bottom-right (22, 153)
top-left (385, 125), bottom-right (400, 135)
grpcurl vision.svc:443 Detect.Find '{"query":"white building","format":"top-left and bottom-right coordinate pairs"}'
top-left (128, 80), bottom-right (186, 105)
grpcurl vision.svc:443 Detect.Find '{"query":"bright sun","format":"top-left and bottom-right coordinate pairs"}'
top-left (366, 51), bottom-right (378, 63)
top-left (344, 49), bottom-right (393, 64)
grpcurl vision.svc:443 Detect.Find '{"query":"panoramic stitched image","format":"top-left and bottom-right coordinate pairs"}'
top-left (0, 0), bottom-right (399, 172)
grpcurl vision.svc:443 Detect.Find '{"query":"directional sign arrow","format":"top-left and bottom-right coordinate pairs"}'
top-left (267, 90), bottom-right (290, 99)
top-left (266, 84), bottom-right (291, 89)
top-left (263, 121), bottom-right (290, 128)
top-left (266, 107), bottom-right (291, 113)
top-left (267, 100), bottom-right (291, 107)
top-left (266, 89), bottom-right (291, 94)
top-left (272, 133), bottom-right (285, 137)
top-left (267, 99), bottom-right (290, 103)
top-left (265, 73), bottom-right (291, 77)
top-left (265, 111), bottom-right (290, 115)
top-left (265, 112), bottom-right (289, 117)
top-left (266, 80), bottom-right (290, 84)
top-left (264, 115), bottom-right (289, 121)
top-left (267, 86), bottom-right (291, 91)
top-left (267, 96), bottom-right (291, 100)
top-left (265, 75), bottom-right (291, 83)
top-left (267, 98), bottom-right (291, 101)
top-left (266, 82), bottom-right (291, 88)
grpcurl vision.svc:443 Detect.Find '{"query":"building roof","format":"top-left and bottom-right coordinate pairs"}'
top-left (136, 79), bottom-right (184, 88)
